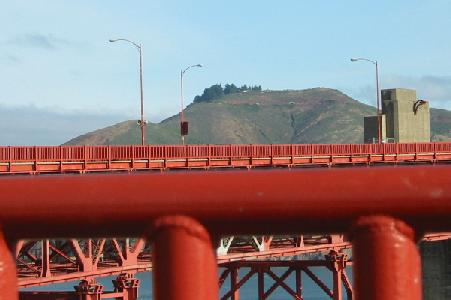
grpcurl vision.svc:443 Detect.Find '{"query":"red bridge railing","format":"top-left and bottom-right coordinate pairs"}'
top-left (1, 142), bottom-right (451, 174)
top-left (0, 165), bottom-right (450, 299)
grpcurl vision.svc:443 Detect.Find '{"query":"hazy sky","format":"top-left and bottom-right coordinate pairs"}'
top-left (1, 1), bottom-right (451, 144)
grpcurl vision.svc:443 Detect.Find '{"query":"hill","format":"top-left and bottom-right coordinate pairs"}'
top-left (65, 88), bottom-right (451, 145)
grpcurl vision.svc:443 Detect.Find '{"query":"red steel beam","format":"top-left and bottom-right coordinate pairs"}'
top-left (0, 227), bottom-right (18, 299)
top-left (1, 166), bottom-right (450, 299)
top-left (150, 216), bottom-right (218, 300)
top-left (353, 216), bottom-right (421, 300)
top-left (0, 166), bottom-right (450, 238)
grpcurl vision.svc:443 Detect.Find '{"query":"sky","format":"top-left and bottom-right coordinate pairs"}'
top-left (1, 0), bottom-right (451, 145)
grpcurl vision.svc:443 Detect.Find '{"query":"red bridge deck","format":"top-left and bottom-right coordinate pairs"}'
top-left (1, 142), bottom-right (451, 174)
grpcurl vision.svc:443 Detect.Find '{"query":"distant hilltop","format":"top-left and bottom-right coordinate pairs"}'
top-left (65, 87), bottom-right (451, 145)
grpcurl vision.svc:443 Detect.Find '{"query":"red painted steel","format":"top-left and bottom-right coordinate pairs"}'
top-left (112, 273), bottom-right (140, 300)
top-left (20, 274), bottom-right (141, 299)
top-left (219, 257), bottom-right (352, 300)
top-left (0, 228), bottom-right (18, 299)
top-left (353, 216), bottom-right (421, 300)
top-left (0, 166), bottom-right (450, 238)
top-left (150, 216), bottom-right (218, 300)
top-left (16, 235), bottom-right (355, 288)
top-left (0, 165), bottom-right (450, 299)
top-left (1, 142), bottom-right (451, 174)
top-left (15, 233), bottom-right (447, 296)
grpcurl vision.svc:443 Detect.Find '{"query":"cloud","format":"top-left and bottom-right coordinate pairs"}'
top-left (346, 75), bottom-right (451, 110)
top-left (0, 54), bottom-right (20, 65)
top-left (5, 33), bottom-right (71, 50)
top-left (383, 75), bottom-right (451, 108)
top-left (0, 104), bottom-right (129, 145)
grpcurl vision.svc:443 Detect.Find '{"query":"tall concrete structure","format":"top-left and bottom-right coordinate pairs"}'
top-left (363, 115), bottom-right (386, 144)
top-left (382, 88), bottom-right (430, 142)
top-left (364, 88), bottom-right (431, 143)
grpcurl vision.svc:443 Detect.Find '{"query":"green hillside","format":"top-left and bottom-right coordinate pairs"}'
top-left (65, 88), bottom-right (451, 145)
top-left (430, 108), bottom-right (451, 141)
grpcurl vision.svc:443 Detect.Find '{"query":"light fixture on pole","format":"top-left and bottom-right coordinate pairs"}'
top-left (351, 57), bottom-right (382, 143)
top-left (180, 64), bottom-right (203, 145)
top-left (109, 38), bottom-right (147, 145)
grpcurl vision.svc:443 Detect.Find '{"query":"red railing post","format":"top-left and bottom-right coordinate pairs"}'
top-left (0, 228), bottom-right (18, 299)
top-left (150, 215), bottom-right (218, 300)
top-left (107, 146), bottom-right (111, 170)
top-left (7, 146), bottom-right (11, 172)
top-left (83, 145), bottom-right (87, 171)
top-left (147, 145), bottom-right (151, 169)
top-left (32, 146), bottom-right (37, 172)
top-left (131, 145), bottom-right (135, 169)
top-left (352, 215), bottom-right (421, 300)
top-left (58, 145), bottom-right (63, 172)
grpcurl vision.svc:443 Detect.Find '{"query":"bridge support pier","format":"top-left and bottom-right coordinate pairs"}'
top-left (112, 273), bottom-right (140, 300)
top-left (150, 215), bottom-right (218, 300)
top-left (74, 279), bottom-right (103, 300)
top-left (326, 250), bottom-right (347, 300)
top-left (353, 215), bottom-right (421, 300)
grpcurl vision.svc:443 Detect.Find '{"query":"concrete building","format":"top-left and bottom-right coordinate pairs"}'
top-left (363, 115), bottom-right (386, 144)
top-left (364, 88), bottom-right (431, 143)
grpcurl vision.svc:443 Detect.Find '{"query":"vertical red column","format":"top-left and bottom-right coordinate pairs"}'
top-left (352, 216), bottom-right (421, 300)
top-left (0, 229), bottom-right (18, 299)
top-left (326, 251), bottom-right (344, 300)
top-left (41, 240), bottom-right (51, 278)
top-left (295, 268), bottom-right (302, 298)
top-left (150, 216), bottom-right (218, 300)
top-left (230, 267), bottom-right (240, 300)
top-left (257, 269), bottom-right (264, 300)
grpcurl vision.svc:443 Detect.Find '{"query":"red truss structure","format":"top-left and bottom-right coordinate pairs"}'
top-left (16, 233), bottom-right (448, 289)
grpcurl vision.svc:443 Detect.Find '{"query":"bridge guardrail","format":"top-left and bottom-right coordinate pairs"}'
top-left (1, 142), bottom-right (451, 161)
top-left (1, 143), bottom-right (451, 175)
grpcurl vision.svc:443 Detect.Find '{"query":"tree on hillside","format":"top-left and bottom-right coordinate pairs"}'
top-left (224, 83), bottom-right (239, 95)
top-left (193, 83), bottom-right (263, 103)
top-left (194, 84), bottom-right (224, 103)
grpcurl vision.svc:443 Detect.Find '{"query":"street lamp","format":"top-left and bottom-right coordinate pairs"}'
top-left (351, 57), bottom-right (382, 143)
top-left (109, 38), bottom-right (146, 145)
top-left (180, 64), bottom-right (202, 145)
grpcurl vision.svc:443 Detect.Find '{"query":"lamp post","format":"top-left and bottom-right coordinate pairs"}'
top-left (109, 38), bottom-right (146, 145)
top-left (351, 57), bottom-right (382, 143)
top-left (180, 64), bottom-right (202, 145)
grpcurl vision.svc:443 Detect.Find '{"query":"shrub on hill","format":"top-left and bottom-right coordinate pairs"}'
top-left (194, 83), bottom-right (262, 103)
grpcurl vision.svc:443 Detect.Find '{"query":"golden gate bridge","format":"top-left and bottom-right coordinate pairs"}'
top-left (1, 142), bottom-right (451, 299)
